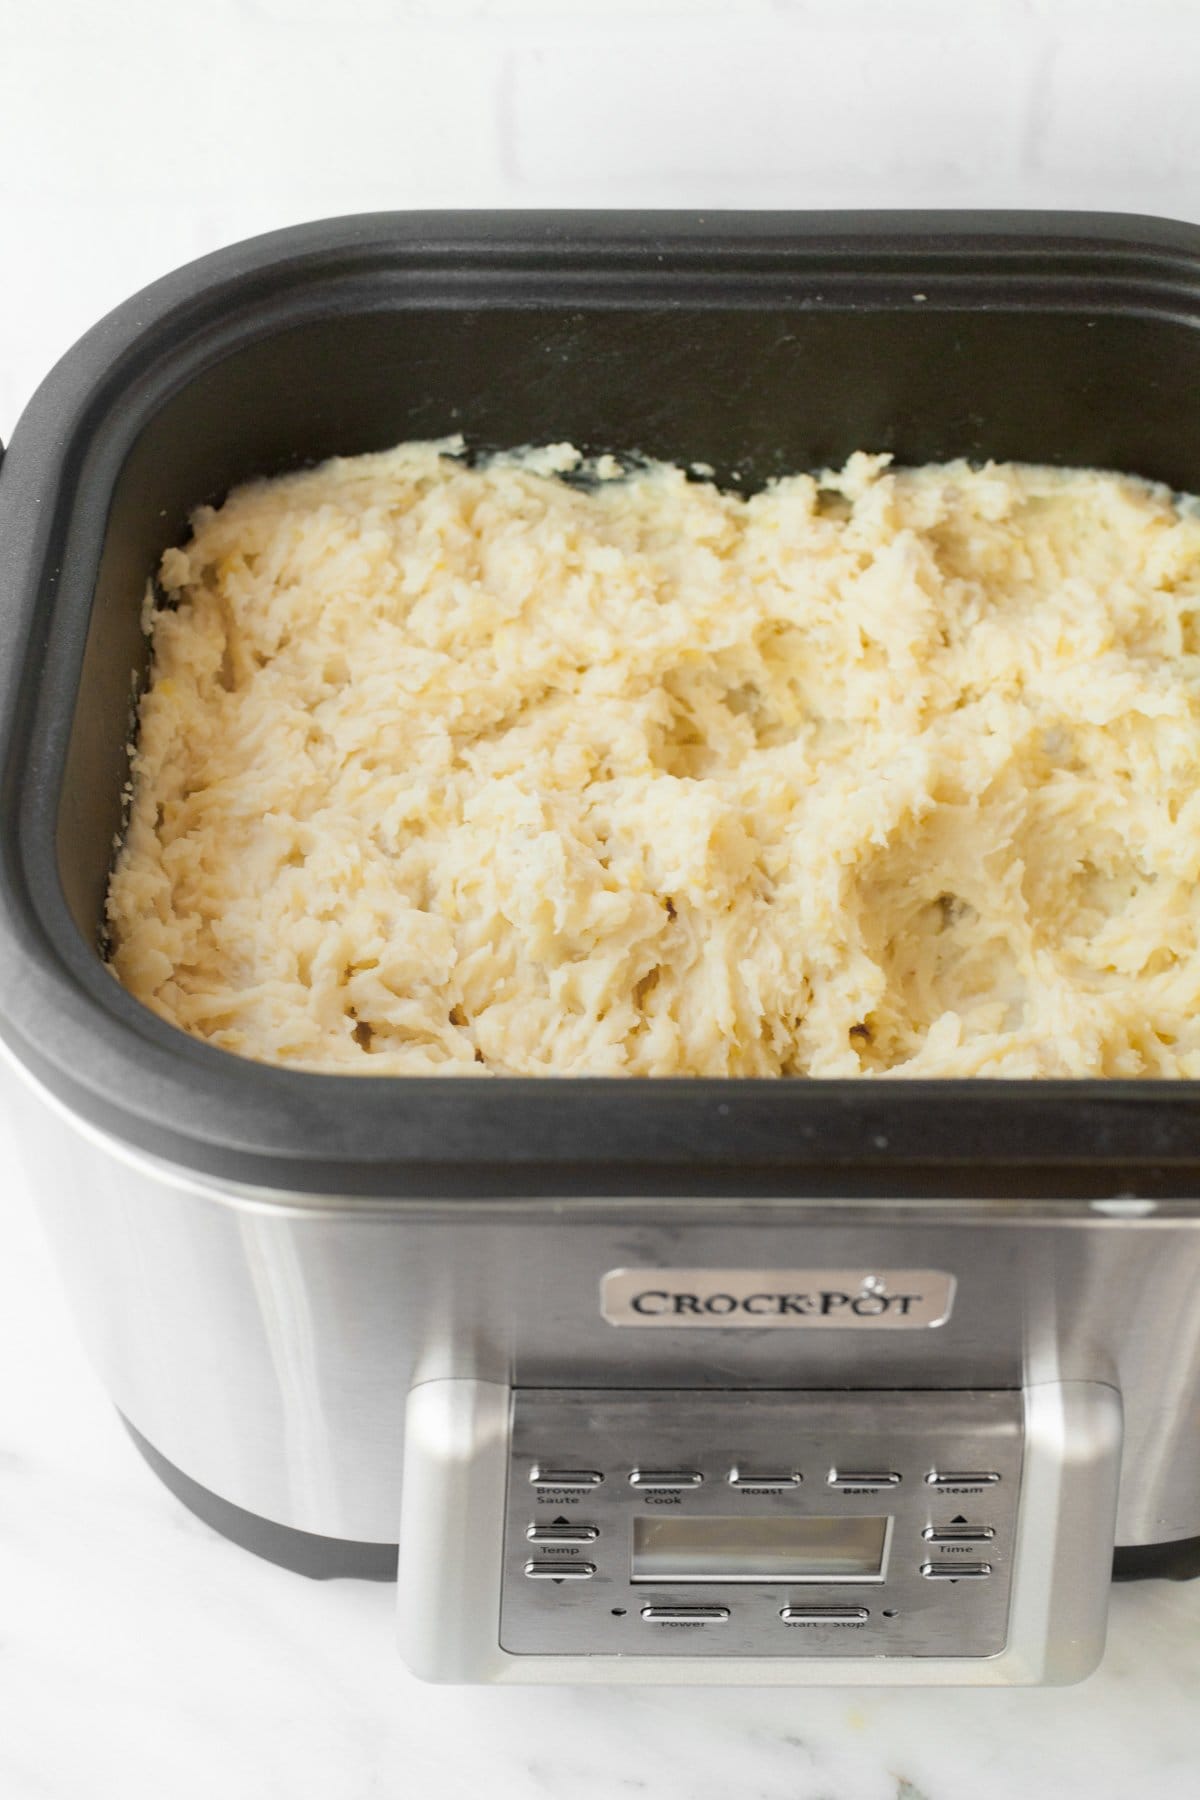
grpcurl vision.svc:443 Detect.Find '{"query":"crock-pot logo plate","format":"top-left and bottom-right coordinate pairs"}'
top-left (601, 1269), bottom-right (955, 1328)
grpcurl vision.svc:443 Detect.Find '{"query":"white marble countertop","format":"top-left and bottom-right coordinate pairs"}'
top-left (3, 5), bottom-right (1200, 1795)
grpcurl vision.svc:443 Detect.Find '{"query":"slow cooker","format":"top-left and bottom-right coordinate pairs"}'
top-left (2, 211), bottom-right (1199, 1686)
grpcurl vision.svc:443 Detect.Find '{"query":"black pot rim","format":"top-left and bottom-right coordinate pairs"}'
top-left (6, 209), bottom-right (1200, 1202)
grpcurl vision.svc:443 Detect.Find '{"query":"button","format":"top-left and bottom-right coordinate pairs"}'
top-left (526, 1524), bottom-right (600, 1545)
top-left (828, 1470), bottom-right (902, 1489)
top-left (640, 1606), bottom-right (730, 1623)
top-left (629, 1470), bottom-right (704, 1490)
top-left (524, 1560), bottom-right (597, 1580)
top-left (925, 1471), bottom-right (1000, 1488)
top-left (920, 1561), bottom-right (992, 1579)
top-left (922, 1524), bottom-right (995, 1543)
top-left (729, 1469), bottom-right (803, 1489)
top-left (780, 1606), bottom-right (869, 1623)
top-left (529, 1468), bottom-right (604, 1490)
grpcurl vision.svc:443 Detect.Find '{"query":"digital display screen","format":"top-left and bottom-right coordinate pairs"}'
top-left (631, 1515), bottom-right (890, 1584)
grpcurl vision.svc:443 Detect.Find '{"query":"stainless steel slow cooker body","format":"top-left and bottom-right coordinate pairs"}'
top-left (3, 214), bottom-right (1200, 1685)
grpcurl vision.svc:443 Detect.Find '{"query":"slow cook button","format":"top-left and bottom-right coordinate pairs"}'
top-left (529, 1468), bottom-right (604, 1490)
top-left (640, 1606), bottom-right (730, 1623)
top-left (524, 1560), bottom-right (597, 1580)
top-left (629, 1470), bottom-right (704, 1490)
top-left (780, 1606), bottom-right (869, 1624)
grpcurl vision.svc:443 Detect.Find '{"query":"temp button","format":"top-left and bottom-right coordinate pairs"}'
top-left (524, 1560), bottom-right (597, 1580)
top-left (526, 1524), bottom-right (600, 1545)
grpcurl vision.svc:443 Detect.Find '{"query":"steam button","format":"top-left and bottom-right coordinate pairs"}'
top-left (925, 1471), bottom-right (1001, 1489)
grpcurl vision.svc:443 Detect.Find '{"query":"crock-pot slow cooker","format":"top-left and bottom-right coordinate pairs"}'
top-left (2, 212), bottom-right (1199, 1686)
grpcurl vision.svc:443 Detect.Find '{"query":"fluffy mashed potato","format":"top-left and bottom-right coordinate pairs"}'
top-left (106, 441), bottom-right (1200, 1077)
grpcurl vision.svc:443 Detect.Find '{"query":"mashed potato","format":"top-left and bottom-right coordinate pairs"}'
top-left (105, 442), bottom-right (1200, 1077)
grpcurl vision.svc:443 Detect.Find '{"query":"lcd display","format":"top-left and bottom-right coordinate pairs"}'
top-left (631, 1514), bottom-right (890, 1583)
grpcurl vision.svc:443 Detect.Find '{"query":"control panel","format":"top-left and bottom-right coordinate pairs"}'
top-left (500, 1389), bottom-right (1023, 1659)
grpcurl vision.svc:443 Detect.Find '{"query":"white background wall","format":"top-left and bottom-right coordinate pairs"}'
top-left (2, 0), bottom-right (1200, 435)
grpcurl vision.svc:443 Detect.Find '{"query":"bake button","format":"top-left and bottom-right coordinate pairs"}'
top-left (780, 1606), bottom-right (869, 1623)
top-left (827, 1470), bottom-right (902, 1489)
top-left (729, 1469), bottom-right (803, 1489)
top-left (922, 1524), bottom-right (995, 1543)
top-left (920, 1561), bottom-right (992, 1580)
top-left (526, 1524), bottom-right (600, 1545)
top-left (529, 1468), bottom-right (604, 1489)
top-left (640, 1606), bottom-right (730, 1623)
top-left (925, 1471), bottom-right (1000, 1488)
top-left (524, 1560), bottom-right (597, 1580)
top-left (629, 1470), bottom-right (704, 1490)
